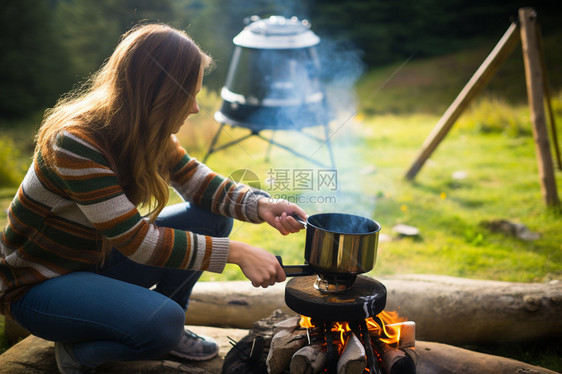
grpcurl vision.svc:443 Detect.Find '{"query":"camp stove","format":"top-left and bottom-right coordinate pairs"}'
top-left (285, 275), bottom-right (389, 373)
top-left (273, 214), bottom-right (415, 373)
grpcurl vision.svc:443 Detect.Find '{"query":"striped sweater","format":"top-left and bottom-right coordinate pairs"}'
top-left (0, 129), bottom-right (268, 316)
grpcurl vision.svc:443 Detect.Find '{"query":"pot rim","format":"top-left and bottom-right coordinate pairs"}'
top-left (306, 212), bottom-right (381, 235)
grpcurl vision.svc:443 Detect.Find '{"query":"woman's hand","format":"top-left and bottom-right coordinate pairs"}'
top-left (228, 240), bottom-right (286, 288)
top-left (257, 198), bottom-right (307, 235)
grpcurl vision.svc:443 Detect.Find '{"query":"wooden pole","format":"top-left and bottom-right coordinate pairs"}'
top-left (536, 24), bottom-right (562, 170)
top-left (519, 7), bottom-right (560, 207)
top-left (404, 22), bottom-right (521, 180)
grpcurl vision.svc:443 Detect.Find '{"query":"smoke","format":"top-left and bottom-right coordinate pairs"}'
top-left (220, 13), bottom-right (377, 218)
top-left (263, 35), bottom-right (375, 218)
top-left (300, 38), bottom-right (376, 217)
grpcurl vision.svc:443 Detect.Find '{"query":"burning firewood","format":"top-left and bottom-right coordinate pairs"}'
top-left (368, 321), bottom-right (416, 349)
top-left (374, 341), bottom-right (417, 374)
top-left (266, 328), bottom-right (308, 374)
top-left (393, 321), bottom-right (415, 349)
top-left (273, 316), bottom-right (301, 335)
top-left (290, 344), bottom-right (328, 374)
top-left (336, 333), bottom-right (366, 374)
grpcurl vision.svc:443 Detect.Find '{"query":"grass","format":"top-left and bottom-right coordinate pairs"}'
top-left (171, 88), bottom-right (562, 285)
top-left (183, 110), bottom-right (561, 284)
top-left (0, 42), bottom-right (561, 369)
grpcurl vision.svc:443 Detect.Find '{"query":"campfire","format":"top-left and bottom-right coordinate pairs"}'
top-left (224, 212), bottom-right (417, 372)
top-left (263, 275), bottom-right (417, 374)
top-left (266, 312), bottom-right (416, 374)
top-left (298, 311), bottom-right (411, 352)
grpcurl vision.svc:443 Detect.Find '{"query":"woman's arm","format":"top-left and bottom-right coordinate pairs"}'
top-left (223, 199), bottom-right (306, 288)
top-left (49, 130), bottom-right (229, 273)
top-left (168, 136), bottom-right (269, 223)
top-left (257, 198), bottom-right (307, 235)
top-left (227, 240), bottom-right (286, 288)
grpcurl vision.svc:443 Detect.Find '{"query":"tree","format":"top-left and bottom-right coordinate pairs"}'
top-left (55, 0), bottom-right (175, 78)
top-left (0, 0), bottom-right (73, 119)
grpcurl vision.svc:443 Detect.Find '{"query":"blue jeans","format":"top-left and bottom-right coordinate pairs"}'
top-left (10, 203), bottom-right (233, 368)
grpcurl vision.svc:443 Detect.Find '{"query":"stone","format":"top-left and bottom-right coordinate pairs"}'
top-left (482, 219), bottom-right (541, 241)
top-left (392, 224), bottom-right (420, 237)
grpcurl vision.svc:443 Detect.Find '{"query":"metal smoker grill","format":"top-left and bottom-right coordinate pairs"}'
top-left (204, 15), bottom-right (335, 168)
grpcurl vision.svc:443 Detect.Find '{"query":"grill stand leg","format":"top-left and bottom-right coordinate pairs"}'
top-left (322, 322), bottom-right (337, 374)
top-left (203, 122), bottom-right (336, 169)
top-left (264, 130), bottom-right (276, 162)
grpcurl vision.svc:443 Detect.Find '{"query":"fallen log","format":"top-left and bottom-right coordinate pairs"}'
top-left (415, 341), bottom-right (560, 374)
top-left (0, 326), bottom-right (249, 374)
top-left (186, 280), bottom-right (292, 328)
top-left (6, 275), bottom-right (560, 352)
top-left (186, 275), bottom-right (562, 345)
top-left (382, 275), bottom-right (562, 345)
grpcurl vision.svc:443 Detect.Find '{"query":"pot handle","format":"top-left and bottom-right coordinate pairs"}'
top-left (290, 213), bottom-right (307, 227)
top-left (276, 256), bottom-right (315, 277)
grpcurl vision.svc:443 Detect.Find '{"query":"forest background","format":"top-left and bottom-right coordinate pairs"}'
top-left (1, 0), bottom-right (562, 120)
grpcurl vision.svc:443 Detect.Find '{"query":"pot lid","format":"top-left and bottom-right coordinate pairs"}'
top-left (233, 15), bottom-right (320, 49)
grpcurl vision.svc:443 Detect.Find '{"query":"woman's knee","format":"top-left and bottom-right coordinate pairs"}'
top-left (137, 301), bottom-right (186, 357)
top-left (214, 215), bottom-right (233, 237)
top-left (191, 206), bottom-right (233, 237)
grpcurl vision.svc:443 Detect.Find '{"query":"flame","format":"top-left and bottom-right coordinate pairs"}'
top-left (299, 316), bottom-right (350, 354)
top-left (299, 315), bottom-right (314, 329)
top-left (299, 310), bottom-right (407, 352)
top-left (332, 322), bottom-right (351, 353)
top-left (366, 310), bottom-right (407, 346)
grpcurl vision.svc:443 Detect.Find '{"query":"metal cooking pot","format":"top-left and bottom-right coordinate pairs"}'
top-left (277, 213), bottom-right (381, 277)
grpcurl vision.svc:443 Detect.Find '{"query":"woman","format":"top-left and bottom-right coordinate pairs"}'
top-left (0, 24), bottom-right (306, 373)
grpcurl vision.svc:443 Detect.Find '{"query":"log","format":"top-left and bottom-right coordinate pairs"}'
top-left (375, 342), bottom-right (416, 374)
top-left (266, 328), bottom-right (308, 374)
top-left (186, 281), bottom-right (293, 328)
top-left (391, 321), bottom-right (416, 349)
top-left (290, 344), bottom-right (327, 374)
top-left (382, 275), bottom-right (562, 345)
top-left (272, 316), bottom-right (301, 336)
top-left (1, 329), bottom-right (559, 374)
top-left (186, 275), bottom-right (562, 345)
top-left (0, 326), bottom-right (249, 374)
top-left (337, 333), bottom-right (366, 374)
top-left (367, 321), bottom-right (416, 349)
top-left (416, 340), bottom-right (560, 374)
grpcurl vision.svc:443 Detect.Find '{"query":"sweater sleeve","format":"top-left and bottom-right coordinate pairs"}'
top-left (49, 131), bottom-right (229, 273)
top-left (168, 135), bottom-right (270, 223)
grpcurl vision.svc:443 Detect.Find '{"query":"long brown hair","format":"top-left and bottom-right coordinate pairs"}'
top-left (36, 24), bottom-right (212, 222)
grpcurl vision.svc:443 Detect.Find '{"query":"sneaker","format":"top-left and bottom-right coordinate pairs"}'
top-left (169, 327), bottom-right (219, 361)
top-left (55, 342), bottom-right (90, 374)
